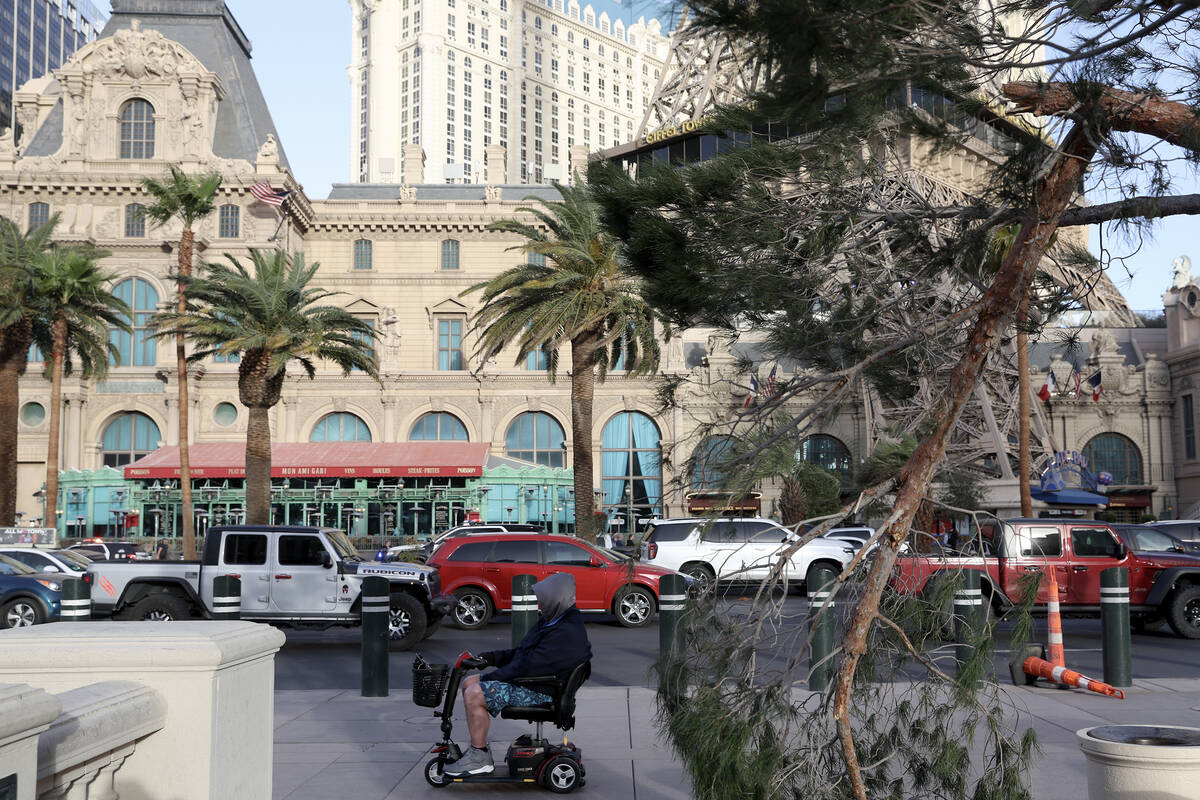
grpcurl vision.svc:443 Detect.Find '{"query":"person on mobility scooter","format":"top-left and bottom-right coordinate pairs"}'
top-left (442, 572), bottom-right (592, 780)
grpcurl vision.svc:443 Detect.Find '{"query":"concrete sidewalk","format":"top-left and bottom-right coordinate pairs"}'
top-left (272, 681), bottom-right (1200, 799)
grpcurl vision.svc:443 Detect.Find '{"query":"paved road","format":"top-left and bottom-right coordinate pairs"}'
top-left (275, 593), bottom-right (1200, 691)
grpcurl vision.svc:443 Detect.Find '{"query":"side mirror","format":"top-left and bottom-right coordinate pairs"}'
top-left (589, 555), bottom-right (603, 567)
top-left (1114, 542), bottom-right (1128, 560)
top-left (42, 565), bottom-right (61, 573)
top-left (321, 553), bottom-right (334, 569)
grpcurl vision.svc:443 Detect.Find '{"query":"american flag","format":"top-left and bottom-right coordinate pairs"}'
top-left (1072, 368), bottom-right (1083, 400)
top-left (766, 365), bottom-right (778, 397)
top-left (249, 182), bottom-right (290, 207)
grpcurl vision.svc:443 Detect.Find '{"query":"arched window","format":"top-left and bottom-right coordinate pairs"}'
top-left (441, 239), bottom-right (460, 270)
top-left (310, 412), bottom-right (372, 442)
top-left (110, 278), bottom-right (158, 366)
top-left (125, 203), bottom-right (146, 237)
top-left (410, 412), bottom-right (469, 441)
top-left (119, 99), bottom-right (155, 159)
top-left (353, 238), bottom-right (373, 270)
top-left (218, 204), bottom-right (240, 238)
top-left (801, 434), bottom-right (852, 484)
top-left (101, 412), bottom-right (161, 467)
top-left (505, 412), bottom-right (565, 466)
top-left (1083, 433), bottom-right (1144, 485)
top-left (691, 435), bottom-right (735, 491)
top-left (527, 251), bottom-right (546, 267)
top-left (28, 202), bottom-right (50, 229)
top-left (601, 411), bottom-right (662, 530)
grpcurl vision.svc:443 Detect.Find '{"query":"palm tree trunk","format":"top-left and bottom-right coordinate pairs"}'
top-left (0, 321), bottom-right (32, 526)
top-left (245, 404), bottom-right (272, 525)
top-left (43, 316), bottom-right (67, 530)
top-left (177, 227), bottom-right (196, 558)
top-left (570, 331), bottom-right (599, 539)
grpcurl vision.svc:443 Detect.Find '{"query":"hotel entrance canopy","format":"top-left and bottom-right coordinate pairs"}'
top-left (124, 442), bottom-right (492, 480)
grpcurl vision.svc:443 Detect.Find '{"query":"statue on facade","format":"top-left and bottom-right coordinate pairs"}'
top-left (1090, 328), bottom-right (1117, 358)
top-left (1172, 255), bottom-right (1193, 289)
top-left (256, 134), bottom-right (279, 164)
top-left (181, 93), bottom-right (205, 154)
top-left (67, 87), bottom-right (87, 156)
top-left (0, 127), bottom-right (15, 157)
top-left (381, 306), bottom-right (402, 361)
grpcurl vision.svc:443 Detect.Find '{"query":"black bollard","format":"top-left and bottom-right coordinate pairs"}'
top-left (954, 568), bottom-right (984, 684)
top-left (60, 577), bottom-right (90, 622)
top-left (361, 576), bottom-right (389, 697)
top-left (658, 573), bottom-right (687, 658)
top-left (211, 575), bottom-right (242, 620)
top-left (807, 565), bottom-right (837, 692)
top-left (511, 574), bottom-right (539, 647)
top-left (1101, 566), bottom-right (1132, 687)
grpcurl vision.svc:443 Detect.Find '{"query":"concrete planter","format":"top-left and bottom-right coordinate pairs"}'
top-left (1077, 725), bottom-right (1200, 800)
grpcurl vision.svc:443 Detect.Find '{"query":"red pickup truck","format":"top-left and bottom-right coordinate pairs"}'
top-left (893, 518), bottom-right (1200, 639)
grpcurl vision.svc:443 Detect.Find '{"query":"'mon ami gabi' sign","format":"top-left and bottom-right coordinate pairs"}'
top-left (124, 464), bottom-right (483, 479)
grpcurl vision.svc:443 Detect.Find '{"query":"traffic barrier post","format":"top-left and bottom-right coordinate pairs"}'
top-left (954, 568), bottom-right (984, 683)
top-left (658, 573), bottom-right (687, 658)
top-left (1022, 656), bottom-right (1126, 699)
top-left (807, 565), bottom-right (838, 693)
top-left (511, 574), bottom-right (538, 647)
top-left (211, 575), bottom-right (241, 620)
top-left (361, 576), bottom-right (389, 697)
top-left (60, 577), bottom-right (90, 621)
top-left (1101, 566), bottom-right (1132, 688)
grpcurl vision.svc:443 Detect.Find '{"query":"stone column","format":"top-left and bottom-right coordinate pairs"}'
top-left (164, 397), bottom-right (180, 446)
top-left (64, 395), bottom-right (84, 470)
top-left (569, 145), bottom-right (589, 185)
top-left (485, 145), bottom-right (507, 185)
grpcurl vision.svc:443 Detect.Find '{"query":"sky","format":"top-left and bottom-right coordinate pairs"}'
top-left (116, 1), bottom-right (1190, 314)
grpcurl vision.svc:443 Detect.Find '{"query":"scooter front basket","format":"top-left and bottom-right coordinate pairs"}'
top-left (412, 658), bottom-right (450, 707)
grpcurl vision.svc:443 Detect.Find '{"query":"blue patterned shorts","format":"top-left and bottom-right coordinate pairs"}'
top-left (479, 681), bottom-right (553, 717)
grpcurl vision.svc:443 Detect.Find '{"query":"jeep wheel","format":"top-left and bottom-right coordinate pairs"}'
top-left (127, 593), bottom-right (191, 621)
top-left (387, 593), bottom-right (427, 650)
top-left (1165, 585), bottom-right (1200, 639)
top-left (681, 563), bottom-right (715, 596)
top-left (452, 588), bottom-right (493, 630)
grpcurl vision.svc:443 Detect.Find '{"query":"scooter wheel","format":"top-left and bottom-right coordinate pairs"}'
top-left (540, 756), bottom-right (581, 793)
top-left (425, 757), bottom-right (450, 788)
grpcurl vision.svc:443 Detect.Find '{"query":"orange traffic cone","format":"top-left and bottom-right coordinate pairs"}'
top-left (1046, 576), bottom-right (1066, 669)
top-left (1022, 656), bottom-right (1126, 699)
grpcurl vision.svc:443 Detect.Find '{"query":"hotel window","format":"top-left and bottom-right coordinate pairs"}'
top-left (28, 201), bottom-right (50, 228)
top-left (119, 99), bottom-right (155, 159)
top-left (218, 204), bottom-right (239, 238)
top-left (353, 238), bottom-right (373, 270)
top-left (441, 239), bottom-right (461, 270)
top-left (437, 318), bottom-right (465, 370)
top-left (101, 412), bottom-right (162, 468)
top-left (410, 411), bottom-right (469, 440)
top-left (311, 412), bottom-right (372, 442)
top-left (124, 203), bottom-right (146, 237)
top-left (110, 278), bottom-right (158, 366)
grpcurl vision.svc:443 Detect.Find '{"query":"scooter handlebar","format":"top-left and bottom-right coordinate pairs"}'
top-left (454, 651), bottom-right (489, 670)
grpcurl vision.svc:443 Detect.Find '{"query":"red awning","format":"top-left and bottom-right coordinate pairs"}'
top-left (124, 442), bottom-right (491, 480)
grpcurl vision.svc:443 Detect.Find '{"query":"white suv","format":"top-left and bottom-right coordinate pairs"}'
top-left (639, 517), bottom-right (856, 591)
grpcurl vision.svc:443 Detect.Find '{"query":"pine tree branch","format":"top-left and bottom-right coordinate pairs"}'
top-left (1057, 193), bottom-right (1200, 226)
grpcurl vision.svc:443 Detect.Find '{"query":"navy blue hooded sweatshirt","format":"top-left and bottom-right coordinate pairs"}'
top-left (480, 573), bottom-right (592, 696)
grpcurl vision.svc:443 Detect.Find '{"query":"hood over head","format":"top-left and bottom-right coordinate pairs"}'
top-left (533, 572), bottom-right (576, 621)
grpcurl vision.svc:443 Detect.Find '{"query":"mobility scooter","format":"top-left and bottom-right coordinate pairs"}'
top-left (413, 651), bottom-right (591, 793)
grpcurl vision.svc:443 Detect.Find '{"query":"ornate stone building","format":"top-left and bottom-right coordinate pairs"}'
top-left (2, 0), bottom-right (1194, 540)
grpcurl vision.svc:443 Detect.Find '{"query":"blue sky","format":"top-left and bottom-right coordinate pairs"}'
top-left (140, 1), bottom-right (1191, 313)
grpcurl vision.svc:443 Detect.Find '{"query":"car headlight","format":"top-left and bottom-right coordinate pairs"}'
top-left (36, 579), bottom-right (62, 592)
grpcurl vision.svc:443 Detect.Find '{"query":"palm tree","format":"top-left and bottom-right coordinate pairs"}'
top-left (0, 214), bottom-right (59, 525)
top-left (151, 250), bottom-right (377, 524)
top-left (32, 248), bottom-right (129, 528)
top-left (466, 183), bottom-right (660, 539)
top-left (140, 165), bottom-right (221, 558)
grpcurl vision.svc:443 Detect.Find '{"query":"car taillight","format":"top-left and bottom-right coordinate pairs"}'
top-left (647, 542), bottom-right (657, 559)
top-left (82, 572), bottom-right (93, 584)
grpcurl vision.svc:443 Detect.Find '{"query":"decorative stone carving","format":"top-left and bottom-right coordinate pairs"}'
top-left (399, 186), bottom-right (418, 201)
top-left (15, 103), bottom-right (38, 151)
top-left (181, 92), bottom-right (206, 156)
top-left (82, 22), bottom-right (194, 80)
top-left (66, 86), bottom-right (87, 156)
top-left (256, 134), bottom-right (279, 166)
top-left (485, 185), bottom-right (503, 202)
top-left (0, 127), bottom-right (14, 162)
top-left (1090, 328), bottom-right (1118, 358)
top-left (380, 306), bottom-right (402, 361)
top-left (1173, 255), bottom-right (1193, 290)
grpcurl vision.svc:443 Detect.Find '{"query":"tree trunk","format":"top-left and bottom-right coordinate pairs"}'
top-left (245, 404), bottom-right (272, 525)
top-left (569, 331), bottom-right (599, 539)
top-left (0, 321), bottom-right (32, 526)
top-left (831, 121), bottom-right (1101, 800)
top-left (1018, 296), bottom-right (1032, 517)
top-left (177, 227), bottom-right (196, 558)
top-left (779, 474), bottom-right (806, 526)
top-left (43, 316), bottom-right (67, 530)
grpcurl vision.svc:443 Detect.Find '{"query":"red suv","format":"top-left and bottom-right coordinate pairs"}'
top-left (430, 532), bottom-right (682, 629)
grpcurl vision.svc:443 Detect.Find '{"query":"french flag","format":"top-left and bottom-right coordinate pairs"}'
top-left (1037, 370), bottom-right (1057, 402)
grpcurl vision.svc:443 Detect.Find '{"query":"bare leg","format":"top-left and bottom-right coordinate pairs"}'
top-left (461, 674), bottom-right (491, 749)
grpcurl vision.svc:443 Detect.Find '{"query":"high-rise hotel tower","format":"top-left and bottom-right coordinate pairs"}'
top-left (349, 0), bottom-right (669, 184)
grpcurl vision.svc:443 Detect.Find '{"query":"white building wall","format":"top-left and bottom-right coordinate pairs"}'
top-left (349, 0), bottom-right (668, 185)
